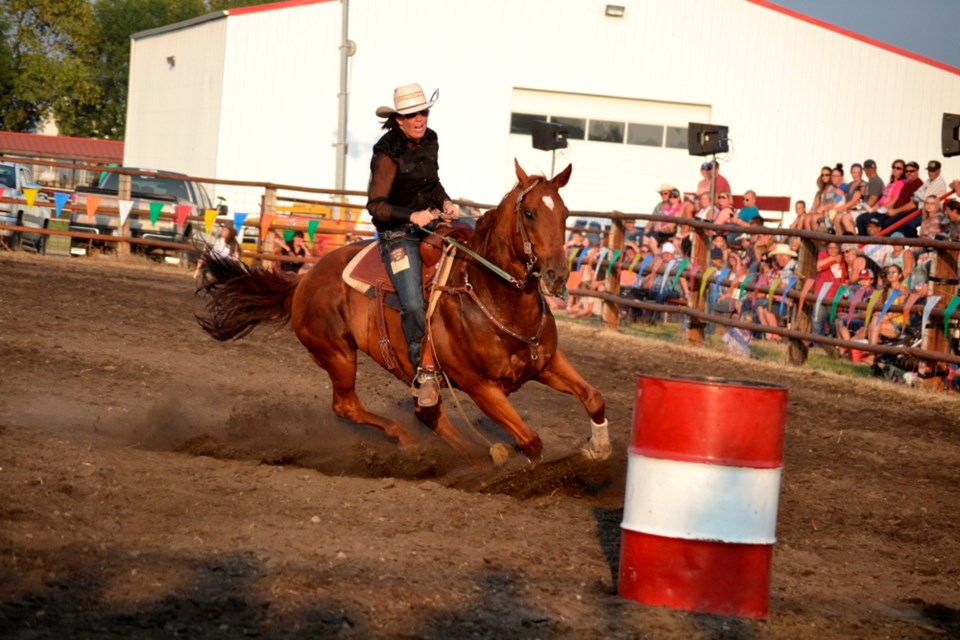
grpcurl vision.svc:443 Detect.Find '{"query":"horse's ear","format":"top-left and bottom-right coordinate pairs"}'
top-left (514, 158), bottom-right (530, 186)
top-left (551, 164), bottom-right (572, 189)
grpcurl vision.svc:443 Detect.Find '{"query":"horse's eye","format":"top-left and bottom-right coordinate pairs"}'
top-left (524, 209), bottom-right (535, 219)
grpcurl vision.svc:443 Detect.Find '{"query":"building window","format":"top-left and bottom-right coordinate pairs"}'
top-left (626, 123), bottom-right (663, 147)
top-left (665, 126), bottom-right (688, 149)
top-left (510, 112), bottom-right (547, 135)
top-left (550, 116), bottom-right (586, 140)
top-left (588, 119), bottom-right (625, 143)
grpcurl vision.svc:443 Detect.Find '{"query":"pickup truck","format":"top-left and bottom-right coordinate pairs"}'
top-left (0, 161), bottom-right (50, 251)
top-left (71, 168), bottom-right (219, 264)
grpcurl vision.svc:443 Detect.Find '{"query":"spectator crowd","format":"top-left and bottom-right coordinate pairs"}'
top-left (559, 157), bottom-right (960, 367)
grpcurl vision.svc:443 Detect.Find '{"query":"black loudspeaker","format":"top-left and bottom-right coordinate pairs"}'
top-left (687, 122), bottom-right (729, 156)
top-left (531, 120), bottom-right (568, 151)
top-left (942, 113), bottom-right (960, 157)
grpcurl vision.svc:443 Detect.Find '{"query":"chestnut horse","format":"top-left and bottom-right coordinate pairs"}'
top-left (196, 161), bottom-right (610, 465)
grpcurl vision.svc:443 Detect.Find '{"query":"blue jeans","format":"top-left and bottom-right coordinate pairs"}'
top-left (379, 231), bottom-right (426, 366)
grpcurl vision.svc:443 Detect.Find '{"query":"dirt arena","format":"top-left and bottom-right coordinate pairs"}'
top-left (1, 252), bottom-right (958, 639)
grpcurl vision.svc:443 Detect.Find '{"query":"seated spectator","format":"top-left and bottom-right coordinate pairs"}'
top-left (648, 187), bottom-right (682, 247)
top-left (276, 230), bottom-right (311, 274)
top-left (866, 264), bottom-right (910, 356)
top-left (835, 267), bottom-right (879, 357)
top-left (861, 159), bottom-right (886, 212)
top-left (883, 236), bottom-right (916, 293)
top-left (567, 280), bottom-right (606, 318)
top-left (698, 161), bottom-right (731, 197)
top-left (841, 243), bottom-right (868, 283)
top-left (857, 159), bottom-right (906, 232)
top-left (813, 240), bottom-right (848, 335)
top-left (914, 160), bottom-right (948, 208)
top-left (861, 216), bottom-right (893, 267)
top-left (694, 191), bottom-right (716, 222)
top-left (945, 199), bottom-right (960, 241)
top-left (726, 190), bottom-right (762, 247)
top-left (813, 164), bottom-right (846, 231)
top-left (789, 199), bottom-right (808, 230)
top-left (710, 234), bottom-right (729, 268)
top-left (713, 191), bottom-right (736, 226)
top-left (877, 161), bottom-right (923, 237)
top-left (714, 250), bottom-right (748, 316)
top-left (194, 223), bottom-right (241, 280)
top-left (918, 195), bottom-right (947, 240)
top-left (832, 163), bottom-right (866, 234)
top-left (644, 241), bottom-right (690, 306)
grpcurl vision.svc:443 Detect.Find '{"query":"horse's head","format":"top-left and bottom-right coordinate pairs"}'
top-left (509, 159), bottom-right (573, 296)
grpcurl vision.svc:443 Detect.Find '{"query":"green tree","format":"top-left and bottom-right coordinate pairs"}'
top-left (1, 0), bottom-right (280, 138)
top-left (0, 0), bottom-right (100, 134)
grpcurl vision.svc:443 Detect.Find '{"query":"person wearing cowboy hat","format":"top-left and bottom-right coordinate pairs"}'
top-left (768, 242), bottom-right (798, 278)
top-left (367, 83), bottom-right (460, 408)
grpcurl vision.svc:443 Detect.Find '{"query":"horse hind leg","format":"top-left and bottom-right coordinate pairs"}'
top-left (310, 352), bottom-right (418, 448)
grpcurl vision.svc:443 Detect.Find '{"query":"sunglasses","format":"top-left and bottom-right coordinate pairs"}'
top-left (717, 195), bottom-right (729, 199)
top-left (669, 194), bottom-right (680, 199)
top-left (905, 168), bottom-right (918, 173)
top-left (400, 109), bottom-right (430, 120)
top-left (821, 173), bottom-right (830, 177)
top-left (893, 165), bottom-right (904, 170)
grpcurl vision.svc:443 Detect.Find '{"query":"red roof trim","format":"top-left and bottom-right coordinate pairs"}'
top-left (0, 131), bottom-right (124, 163)
top-left (227, 0), bottom-right (335, 18)
top-left (747, 0), bottom-right (960, 77)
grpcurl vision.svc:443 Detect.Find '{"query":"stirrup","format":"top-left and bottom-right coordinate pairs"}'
top-left (414, 371), bottom-right (439, 408)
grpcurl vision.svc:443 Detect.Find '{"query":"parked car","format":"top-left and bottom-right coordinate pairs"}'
top-left (0, 161), bottom-right (50, 251)
top-left (71, 168), bottom-right (218, 264)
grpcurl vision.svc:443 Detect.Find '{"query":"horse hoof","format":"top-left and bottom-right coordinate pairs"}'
top-left (489, 443), bottom-right (511, 467)
top-left (519, 438), bottom-right (543, 464)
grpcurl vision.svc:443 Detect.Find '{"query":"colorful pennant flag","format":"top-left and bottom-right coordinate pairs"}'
top-left (812, 282), bottom-right (832, 324)
top-left (944, 296), bottom-right (960, 335)
top-left (204, 208), bottom-right (217, 235)
top-left (175, 204), bottom-right (192, 232)
top-left (149, 202), bottom-right (164, 225)
top-left (864, 290), bottom-right (882, 326)
top-left (922, 296), bottom-right (942, 333)
top-left (846, 288), bottom-right (867, 328)
top-left (829, 285), bottom-right (849, 324)
top-left (53, 192), bottom-right (71, 218)
top-left (875, 289), bottom-right (901, 328)
top-left (283, 229), bottom-right (295, 243)
top-left (234, 212), bottom-right (249, 233)
top-left (24, 188), bottom-right (39, 207)
top-left (119, 199), bottom-right (134, 227)
top-left (259, 213), bottom-right (275, 242)
top-left (307, 219), bottom-right (319, 241)
top-left (699, 266), bottom-right (717, 299)
top-left (85, 195), bottom-right (101, 218)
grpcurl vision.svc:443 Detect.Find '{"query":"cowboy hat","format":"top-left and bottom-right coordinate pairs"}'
top-left (768, 243), bottom-right (797, 258)
top-left (375, 83), bottom-right (439, 118)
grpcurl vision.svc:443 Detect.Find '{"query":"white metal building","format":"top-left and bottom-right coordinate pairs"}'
top-left (125, 0), bottom-right (960, 223)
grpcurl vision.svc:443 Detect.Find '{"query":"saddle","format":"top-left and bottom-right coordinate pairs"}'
top-left (342, 222), bottom-right (473, 303)
top-left (341, 222), bottom-right (473, 383)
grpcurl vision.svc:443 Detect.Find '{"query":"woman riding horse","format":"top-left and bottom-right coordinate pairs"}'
top-left (368, 83), bottom-right (460, 408)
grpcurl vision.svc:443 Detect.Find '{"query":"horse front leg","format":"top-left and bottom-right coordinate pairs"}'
top-left (534, 349), bottom-right (611, 461)
top-left (464, 383), bottom-right (544, 463)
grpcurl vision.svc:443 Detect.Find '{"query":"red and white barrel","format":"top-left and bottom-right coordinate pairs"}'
top-left (618, 374), bottom-right (787, 619)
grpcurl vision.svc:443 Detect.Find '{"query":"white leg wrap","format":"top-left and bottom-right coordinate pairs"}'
top-left (581, 419), bottom-right (612, 461)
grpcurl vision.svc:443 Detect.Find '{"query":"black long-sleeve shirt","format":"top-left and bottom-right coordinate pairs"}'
top-left (366, 127), bottom-right (450, 232)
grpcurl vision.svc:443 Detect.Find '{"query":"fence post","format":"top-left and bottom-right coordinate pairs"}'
top-left (603, 218), bottom-right (625, 331)
top-left (788, 237), bottom-right (818, 365)
top-left (685, 228), bottom-right (709, 345)
top-left (920, 247), bottom-right (960, 391)
top-left (117, 173), bottom-right (131, 256)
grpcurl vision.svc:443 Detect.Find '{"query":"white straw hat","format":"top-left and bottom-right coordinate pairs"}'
top-left (375, 83), bottom-right (439, 118)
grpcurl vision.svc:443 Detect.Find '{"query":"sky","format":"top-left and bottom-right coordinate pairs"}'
top-left (769, 0), bottom-right (960, 71)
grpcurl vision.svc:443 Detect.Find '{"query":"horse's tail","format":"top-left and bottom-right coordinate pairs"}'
top-left (195, 253), bottom-right (298, 341)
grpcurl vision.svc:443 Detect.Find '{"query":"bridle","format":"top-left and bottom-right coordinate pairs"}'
top-left (513, 178), bottom-right (542, 284)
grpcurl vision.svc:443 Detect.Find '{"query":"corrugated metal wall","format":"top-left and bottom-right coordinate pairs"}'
top-left (127, 0), bottom-right (960, 221)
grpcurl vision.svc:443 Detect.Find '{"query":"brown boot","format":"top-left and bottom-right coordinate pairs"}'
top-left (416, 374), bottom-right (439, 408)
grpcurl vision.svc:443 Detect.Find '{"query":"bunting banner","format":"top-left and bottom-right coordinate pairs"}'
top-left (766, 278), bottom-right (781, 310)
top-left (626, 251), bottom-right (642, 273)
top-left (259, 213), bottom-right (275, 242)
top-left (149, 201), bottom-right (164, 225)
top-left (670, 258), bottom-right (689, 290)
top-left (864, 289), bottom-right (882, 326)
top-left (576, 247), bottom-right (589, 272)
top-left (175, 204), bottom-right (192, 232)
top-left (53, 192), bottom-right (71, 218)
top-left (687, 263), bottom-right (702, 278)
top-left (829, 285), bottom-right (849, 324)
top-left (567, 247), bottom-right (581, 272)
top-left (84, 195), bottom-right (101, 218)
top-left (944, 295), bottom-right (960, 335)
top-left (307, 219), bottom-right (319, 242)
top-left (711, 267), bottom-right (731, 305)
top-left (24, 188), bottom-right (39, 207)
top-left (633, 254), bottom-right (653, 286)
top-left (233, 212), bottom-right (249, 235)
top-left (606, 249), bottom-right (621, 277)
top-left (699, 266), bottom-right (717, 299)
top-left (874, 289), bottom-right (901, 328)
top-left (738, 272), bottom-right (757, 297)
top-left (204, 209), bottom-right (217, 235)
top-left (798, 278), bottom-right (817, 308)
top-left (901, 291), bottom-right (922, 327)
top-left (779, 277), bottom-right (798, 316)
top-left (659, 259), bottom-right (678, 293)
top-left (118, 199), bottom-right (133, 227)
top-left (921, 296), bottom-right (942, 333)
top-left (846, 288), bottom-right (867, 328)
top-left (283, 229), bottom-right (295, 243)
top-left (812, 282), bottom-right (833, 324)
top-left (594, 248), bottom-right (609, 280)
